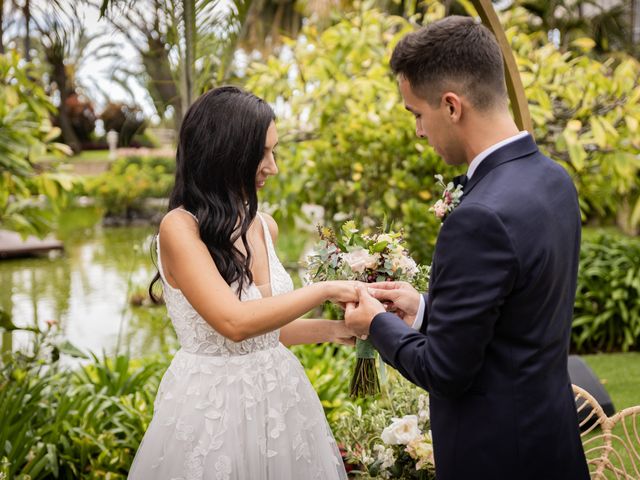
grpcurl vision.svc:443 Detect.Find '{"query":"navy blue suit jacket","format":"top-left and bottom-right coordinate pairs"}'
top-left (370, 135), bottom-right (589, 480)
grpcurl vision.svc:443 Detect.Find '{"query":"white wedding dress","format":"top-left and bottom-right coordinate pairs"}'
top-left (128, 213), bottom-right (347, 480)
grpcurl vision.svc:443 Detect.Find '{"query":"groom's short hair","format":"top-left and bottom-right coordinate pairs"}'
top-left (390, 15), bottom-right (508, 111)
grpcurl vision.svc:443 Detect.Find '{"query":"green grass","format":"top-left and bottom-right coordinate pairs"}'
top-left (583, 352), bottom-right (640, 411)
top-left (581, 353), bottom-right (640, 478)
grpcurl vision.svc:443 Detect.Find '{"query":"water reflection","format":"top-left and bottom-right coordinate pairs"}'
top-left (0, 208), bottom-right (175, 357)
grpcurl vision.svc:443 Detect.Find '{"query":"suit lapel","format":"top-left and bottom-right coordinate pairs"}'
top-left (462, 134), bottom-right (539, 198)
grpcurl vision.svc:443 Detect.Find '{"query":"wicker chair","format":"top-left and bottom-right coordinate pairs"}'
top-left (573, 385), bottom-right (640, 479)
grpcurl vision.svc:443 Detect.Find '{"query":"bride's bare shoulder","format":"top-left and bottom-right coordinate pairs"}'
top-left (159, 208), bottom-right (199, 240)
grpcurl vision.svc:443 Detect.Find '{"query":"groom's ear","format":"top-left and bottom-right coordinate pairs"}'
top-left (442, 92), bottom-right (462, 123)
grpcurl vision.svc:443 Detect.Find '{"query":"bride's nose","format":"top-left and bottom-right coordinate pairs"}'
top-left (262, 155), bottom-right (278, 176)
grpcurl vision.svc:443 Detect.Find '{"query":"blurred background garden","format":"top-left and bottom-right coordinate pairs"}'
top-left (1, 0), bottom-right (639, 478)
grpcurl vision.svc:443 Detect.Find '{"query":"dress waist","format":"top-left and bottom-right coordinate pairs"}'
top-left (177, 341), bottom-right (282, 358)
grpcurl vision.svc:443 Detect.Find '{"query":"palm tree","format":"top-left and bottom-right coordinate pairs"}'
top-left (30, 2), bottom-right (116, 151)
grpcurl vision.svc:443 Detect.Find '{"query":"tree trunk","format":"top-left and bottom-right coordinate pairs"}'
top-left (141, 40), bottom-right (183, 131)
top-left (0, 0), bottom-right (5, 54)
top-left (181, 0), bottom-right (196, 117)
top-left (23, 0), bottom-right (30, 61)
top-left (632, 0), bottom-right (640, 45)
top-left (52, 62), bottom-right (81, 153)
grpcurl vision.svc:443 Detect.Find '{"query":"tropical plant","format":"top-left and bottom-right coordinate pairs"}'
top-left (0, 50), bottom-right (75, 238)
top-left (513, 0), bottom-right (636, 55)
top-left (503, 7), bottom-right (640, 233)
top-left (0, 322), bottom-right (168, 479)
top-left (572, 230), bottom-right (640, 354)
top-left (94, 0), bottom-right (254, 129)
top-left (246, 4), bottom-right (640, 262)
top-left (85, 155), bottom-right (174, 218)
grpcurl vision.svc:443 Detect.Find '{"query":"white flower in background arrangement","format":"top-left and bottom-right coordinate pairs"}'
top-left (341, 248), bottom-right (379, 274)
top-left (381, 415), bottom-right (422, 445)
top-left (373, 444), bottom-right (396, 470)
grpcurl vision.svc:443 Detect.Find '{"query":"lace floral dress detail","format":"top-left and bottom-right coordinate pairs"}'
top-left (128, 213), bottom-right (347, 480)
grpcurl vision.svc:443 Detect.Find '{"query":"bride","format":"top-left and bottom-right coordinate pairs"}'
top-left (128, 86), bottom-right (356, 479)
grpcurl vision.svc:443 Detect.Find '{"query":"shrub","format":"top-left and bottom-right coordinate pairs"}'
top-left (86, 155), bottom-right (175, 217)
top-left (100, 103), bottom-right (148, 147)
top-left (572, 230), bottom-right (640, 353)
top-left (0, 324), bottom-right (168, 479)
top-left (246, 5), bottom-right (640, 262)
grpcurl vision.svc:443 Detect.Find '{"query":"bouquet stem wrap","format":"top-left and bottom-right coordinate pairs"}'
top-left (349, 338), bottom-right (380, 397)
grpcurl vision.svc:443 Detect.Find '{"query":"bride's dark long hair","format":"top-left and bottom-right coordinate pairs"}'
top-left (149, 86), bottom-right (276, 301)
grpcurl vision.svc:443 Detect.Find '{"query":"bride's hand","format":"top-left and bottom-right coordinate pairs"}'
top-left (331, 320), bottom-right (356, 347)
top-left (324, 280), bottom-right (362, 304)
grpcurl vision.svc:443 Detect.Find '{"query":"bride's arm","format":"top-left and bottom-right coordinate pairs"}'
top-left (160, 213), bottom-right (357, 342)
top-left (279, 319), bottom-right (355, 347)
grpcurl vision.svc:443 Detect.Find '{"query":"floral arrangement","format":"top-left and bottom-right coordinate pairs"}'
top-left (430, 174), bottom-right (464, 220)
top-left (335, 370), bottom-right (435, 479)
top-left (304, 220), bottom-right (429, 397)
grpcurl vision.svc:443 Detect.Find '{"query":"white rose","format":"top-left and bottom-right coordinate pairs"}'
top-left (342, 248), bottom-right (377, 274)
top-left (377, 233), bottom-right (394, 244)
top-left (397, 255), bottom-right (418, 276)
top-left (381, 415), bottom-right (422, 445)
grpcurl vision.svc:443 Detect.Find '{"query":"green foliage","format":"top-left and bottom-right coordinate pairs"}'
top-left (0, 51), bottom-right (76, 238)
top-left (572, 230), bottom-right (640, 353)
top-left (247, 5), bottom-right (640, 259)
top-left (504, 7), bottom-right (640, 232)
top-left (247, 8), bottom-right (456, 263)
top-left (0, 325), bottom-right (168, 479)
top-left (334, 369), bottom-right (434, 479)
top-left (86, 155), bottom-right (175, 217)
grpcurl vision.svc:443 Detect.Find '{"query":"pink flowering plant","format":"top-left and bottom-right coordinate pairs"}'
top-left (305, 221), bottom-right (429, 397)
top-left (429, 174), bottom-right (463, 220)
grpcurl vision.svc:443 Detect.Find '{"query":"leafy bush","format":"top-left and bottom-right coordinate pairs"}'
top-left (247, 8), bottom-right (455, 264)
top-left (0, 324), bottom-right (168, 479)
top-left (502, 7), bottom-right (640, 233)
top-left (86, 155), bottom-right (174, 217)
top-left (246, 4), bottom-right (640, 262)
top-left (100, 102), bottom-right (148, 147)
top-left (572, 230), bottom-right (640, 353)
top-left (0, 51), bottom-right (76, 237)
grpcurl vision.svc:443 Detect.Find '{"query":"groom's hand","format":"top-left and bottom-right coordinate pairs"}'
top-left (367, 281), bottom-right (420, 327)
top-left (344, 285), bottom-right (385, 337)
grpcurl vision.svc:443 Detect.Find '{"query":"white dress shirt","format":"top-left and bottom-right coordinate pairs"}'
top-left (411, 131), bottom-right (530, 330)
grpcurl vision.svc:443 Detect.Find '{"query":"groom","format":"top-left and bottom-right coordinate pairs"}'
top-left (344, 16), bottom-right (590, 480)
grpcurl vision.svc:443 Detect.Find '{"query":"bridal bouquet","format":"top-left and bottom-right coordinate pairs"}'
top-left (304, 221), bottom-right (429, 397)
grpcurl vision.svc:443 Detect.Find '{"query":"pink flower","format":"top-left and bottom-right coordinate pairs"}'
top-left (45, 319), bottom-right (59, 328)
top-left (432, 200), bottom-right (448, 219)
